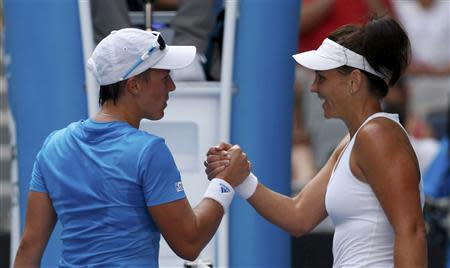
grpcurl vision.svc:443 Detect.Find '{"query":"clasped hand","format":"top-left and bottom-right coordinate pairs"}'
top-left (204, 142), bottom-right (251, 187)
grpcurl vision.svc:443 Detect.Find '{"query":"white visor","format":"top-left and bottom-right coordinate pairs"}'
top-left (292, 38), bottom-right (385, 79)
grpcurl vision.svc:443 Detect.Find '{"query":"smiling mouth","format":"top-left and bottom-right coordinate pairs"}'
top-left (318, 96), bottom-right (325, 104)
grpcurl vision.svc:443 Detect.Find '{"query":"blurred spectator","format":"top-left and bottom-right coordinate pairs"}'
top-left (128, 0), bottom-right (178, 11)
top-left (299, 0), bottom-right (392, 52)
top-left (421, 103), bottom-right (450, 267)
top-left (385, 79), bottom-right (450, 267)
top-left (393, 0), bottom-right (450, 76)
top-left (384, 79), bottom-right (440, 176)
top-left (172, 0), bottom-right (215, 56)
top-left (291, 74), bottom-right (317, 191)
top-left (90, 0), bottom-right (219, 81)
top-left (171, 0), bottom-right (219, 81)
top-left (90, 0), bottom-right (131, 44)
top-left (391, 0), bottom-right (449, 165)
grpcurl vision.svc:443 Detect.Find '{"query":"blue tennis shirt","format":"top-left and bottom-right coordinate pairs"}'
top-left (30, 119), bottom-right (186, 267)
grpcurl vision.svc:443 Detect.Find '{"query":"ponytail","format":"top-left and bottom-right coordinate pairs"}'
top-left (328, 16), bottom-right (411, 98)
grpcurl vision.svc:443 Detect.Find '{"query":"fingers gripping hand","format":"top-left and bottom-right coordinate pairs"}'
top-left (205, 156), bottom-right (231, 179)
top-left (204, 143), bottom-right (232, 179)
top-left (216, 145), bottom-right (251, 187)
top-left (205, 142), bottom-right (232, 158)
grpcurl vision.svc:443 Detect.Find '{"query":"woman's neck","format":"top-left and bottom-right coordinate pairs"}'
top-left (93, 102), bottom-right (141, 128)
top-left (344, 101), bottom-right (382, 137)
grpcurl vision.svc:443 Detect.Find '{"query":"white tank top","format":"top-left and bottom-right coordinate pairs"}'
top-left (325, 112), bottom-right (424, 268)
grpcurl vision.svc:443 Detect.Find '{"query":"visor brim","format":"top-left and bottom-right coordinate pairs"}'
top-left (153, 45), bottom-right (196, 70)
top-left (292, 51), bottom-right (343, 71)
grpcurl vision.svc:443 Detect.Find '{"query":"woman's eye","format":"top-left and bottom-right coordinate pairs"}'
top-left (315, 74), bottom-right (325, 83)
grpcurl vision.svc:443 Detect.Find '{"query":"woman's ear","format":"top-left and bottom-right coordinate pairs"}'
top-left (125, 77), bottom-right (140, 95)
top-left (349, 69), bottom-right (363, 94)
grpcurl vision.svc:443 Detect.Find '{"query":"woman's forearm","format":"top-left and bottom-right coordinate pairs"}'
top-left (14, 240), bottom-right (42, 268)
top-left (394, 228), bottom-right (427, 267)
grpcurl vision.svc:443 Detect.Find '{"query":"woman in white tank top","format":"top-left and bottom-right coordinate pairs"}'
top-left (206, 16), bottom-right (427, 267)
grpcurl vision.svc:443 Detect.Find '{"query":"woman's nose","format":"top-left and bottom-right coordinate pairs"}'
top-left (310, 81), bottom-right (318, 93)
top-left (168, 76), bottom-right (176, 92)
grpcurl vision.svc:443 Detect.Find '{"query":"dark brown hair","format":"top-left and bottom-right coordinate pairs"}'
top-left (98, 81), bottom-right (126, 106)
top-left (328, 16), bottom-right (411, 98)
top-left (98, 69), bottom-right (151, 106)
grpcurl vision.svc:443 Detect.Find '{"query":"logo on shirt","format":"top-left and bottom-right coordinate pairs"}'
top-left (175, 181), bottom-right (184, 192)
top-left (220, 183), bottom-right (231, 193)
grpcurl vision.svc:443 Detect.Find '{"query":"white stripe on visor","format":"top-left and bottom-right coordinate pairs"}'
top-left (317, 38), bottom-right (385, 79)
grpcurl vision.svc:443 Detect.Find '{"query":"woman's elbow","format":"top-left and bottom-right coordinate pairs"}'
top-left (182, 253), bottom-right (200, 262)
top-left (290, 224), bottom-right (310, 237)
top-left (14, 239), bottom-right (41, 267)
top-left (173, 244), bottom-right (201, 261)
top-left (414, 224), bottom-right (427, 242)
top-left (395, 220), bottom-right (427, 240)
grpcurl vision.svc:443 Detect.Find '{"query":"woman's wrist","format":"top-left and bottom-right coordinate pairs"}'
top-left (235, 173), bottom-right (258, 199)
top-left (203, 178), bottom-right (235, 213)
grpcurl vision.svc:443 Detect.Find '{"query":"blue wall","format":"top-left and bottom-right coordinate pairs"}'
top-left (4, 0), bottom-right (87, 265)
top-left (231, 0), bottom-right (300, 266)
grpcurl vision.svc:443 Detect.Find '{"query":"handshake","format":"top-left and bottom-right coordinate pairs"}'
top-left (202, 142), bottom-right (259, 212)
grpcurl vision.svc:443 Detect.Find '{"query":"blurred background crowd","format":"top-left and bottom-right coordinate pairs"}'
top-left (0, 0), bottom-right (449, 267)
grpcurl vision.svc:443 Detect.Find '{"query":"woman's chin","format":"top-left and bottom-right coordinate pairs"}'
top-left (322, 110), bottom-right (335, 119)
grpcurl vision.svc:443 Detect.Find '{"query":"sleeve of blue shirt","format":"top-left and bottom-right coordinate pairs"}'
top-left (29, 159), bottom-right (48, 193)
top-left (29, 131), bottom-right (57, 193)
top-left (140, 138), bottom-right (186, 207)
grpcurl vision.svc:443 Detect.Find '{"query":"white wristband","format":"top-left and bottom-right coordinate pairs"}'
top-left (235, 172), bottom-right (258, 199)
top-left (203, 178), bottom-right (235, 213)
